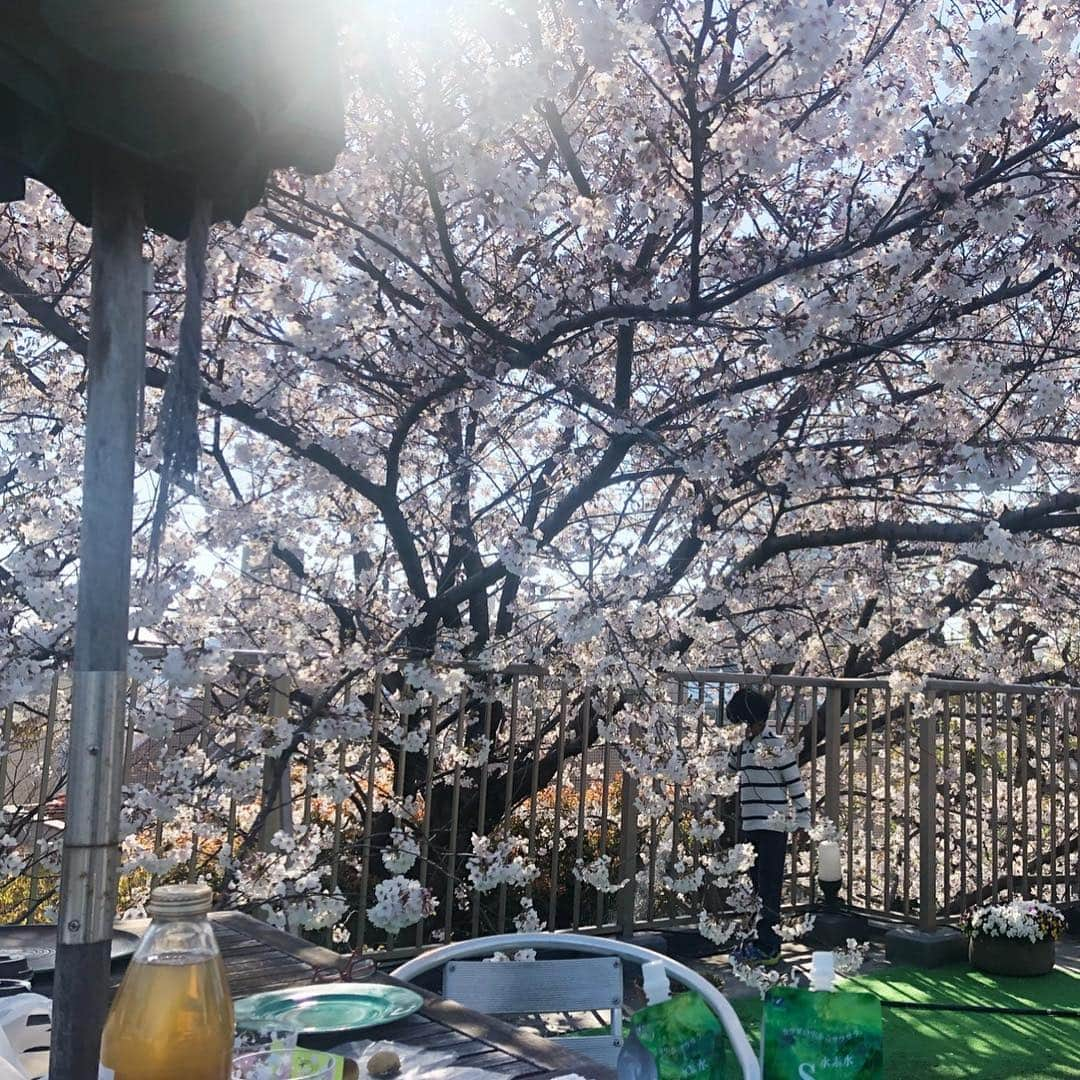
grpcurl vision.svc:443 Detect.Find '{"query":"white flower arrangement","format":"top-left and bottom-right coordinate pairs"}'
top-left (960, 898), bottom-right (1065, 943)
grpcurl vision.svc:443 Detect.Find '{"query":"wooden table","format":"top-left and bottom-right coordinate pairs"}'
top-left (85, 912), bottom-right (614, 1079)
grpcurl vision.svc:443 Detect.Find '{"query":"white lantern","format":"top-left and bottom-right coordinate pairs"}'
top-left (817, 840), bottom-right (842, 882)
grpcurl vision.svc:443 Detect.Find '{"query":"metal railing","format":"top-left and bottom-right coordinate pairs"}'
top-left (1, 661), bottom-right (1077, 949)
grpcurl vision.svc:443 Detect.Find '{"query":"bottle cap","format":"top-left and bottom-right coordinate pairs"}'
top-left (147, 883), bottom-right (213, 918)
top-left (642, 959), bottom-right (670, 1004)
top-left (809, 950), bottom-right (835, 990)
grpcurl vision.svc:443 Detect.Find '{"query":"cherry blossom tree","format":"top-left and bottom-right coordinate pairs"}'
top-left (2, 0), bottom-right (1080, 946)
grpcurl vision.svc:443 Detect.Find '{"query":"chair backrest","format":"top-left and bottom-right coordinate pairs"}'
top-left (444, 956), bottom-right (621, 1015)
top-left (393, 931), bottom-right (760, 1080)
top-left (443, 956), bottom-right (623, 1067)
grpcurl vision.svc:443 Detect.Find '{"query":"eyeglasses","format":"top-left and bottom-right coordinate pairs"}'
top-left (311, 945), bottom-right (375, 984)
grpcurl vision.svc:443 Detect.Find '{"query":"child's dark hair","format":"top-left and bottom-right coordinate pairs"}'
top-left (726, 687), bottom-right (770, 727)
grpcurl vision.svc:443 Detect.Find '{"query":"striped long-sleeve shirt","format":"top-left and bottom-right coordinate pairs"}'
top-left (727, 733), bottom-right (811, 833)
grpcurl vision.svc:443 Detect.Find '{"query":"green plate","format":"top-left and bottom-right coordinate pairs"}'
top-left (236, 983), bottom-right (424, 1034)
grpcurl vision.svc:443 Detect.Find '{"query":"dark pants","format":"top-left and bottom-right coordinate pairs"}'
top-left (746, 829), bottom-right (786, 955)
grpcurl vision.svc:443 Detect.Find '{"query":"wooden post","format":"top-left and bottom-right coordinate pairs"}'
top-left (51, 163), bottom-right (144, 1077)
top-left (919, 692), bottom-right (938, 931)
top-left (257, 675), bottom-right (295, 852)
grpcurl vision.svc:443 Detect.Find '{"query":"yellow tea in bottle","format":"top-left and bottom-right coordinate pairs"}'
top-left (99, 883), bottom-right (233, 1079)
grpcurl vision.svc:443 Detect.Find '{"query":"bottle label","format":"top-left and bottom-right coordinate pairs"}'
top-left (98, 1066), bottom-right (116, 1079)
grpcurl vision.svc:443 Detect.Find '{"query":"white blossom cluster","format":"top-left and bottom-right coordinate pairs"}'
top-left (466, 833), bottom-right (538, 893)
top-left (513, 896), bottom-right (542, 934)
top-left (381, 827), bottom-right (420, 874)
top-left (698, 910), bottom-right (741, 947)
top-left (483, 949), bottom-right (537, 963)
top-left (808, 819), bottom-right (841, 844)
top-left (730, 958), bottom-right (785, 999)
top-left (776, 914), bottom-right (817, 943)
top-left (703, 844), bottom-right (755, 880)
top-left (662, 857), bottom-right (705, 895)
top-left (574, 854), bottom-right (629, 894)
top-left (367, 875), bottom-right (438, 936)
top-left (832, 938), bottom-right (871, 977)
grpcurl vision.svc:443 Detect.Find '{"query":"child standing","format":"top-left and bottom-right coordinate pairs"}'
top-left (726, 688), bottom-right (810, 964)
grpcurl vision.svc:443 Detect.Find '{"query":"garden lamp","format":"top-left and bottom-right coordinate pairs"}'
top-left (817, 839), bottom-right (843, 910)
top-left (812, 838), bottom-right (871, 946)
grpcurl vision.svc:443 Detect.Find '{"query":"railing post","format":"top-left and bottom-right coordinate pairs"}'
top-left (0, 705), bottom-right (12, 806)
top-left (919, 692), bottom-right (938, 931)
top-left (616, 763), bottom-right (639, 939)
top-left (258, 675), bottom-right (294, 852)
top-left (824, 685), bottom-right (842, 826)
top-left (28, 674), bottom-right (61, 910)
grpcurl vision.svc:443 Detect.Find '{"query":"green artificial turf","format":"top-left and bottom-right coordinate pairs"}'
top-left (724, 963), bottom-right (1080, 1079)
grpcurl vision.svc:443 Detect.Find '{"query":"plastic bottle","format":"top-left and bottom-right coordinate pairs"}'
top-left (99, 883), bottom-right (234, 1079)
top-left (809, 950), bottom-right (836, 992)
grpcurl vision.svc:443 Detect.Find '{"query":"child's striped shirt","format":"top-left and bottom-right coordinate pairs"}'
top-left (727, 733), bottom-right (811, 832)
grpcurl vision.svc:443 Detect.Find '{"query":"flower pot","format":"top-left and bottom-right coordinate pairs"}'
top-left (969, 934), bottom-right (1055, 976)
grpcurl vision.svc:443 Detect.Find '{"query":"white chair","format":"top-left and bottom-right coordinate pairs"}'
top-left (447, 953), bottom-right (624, 1067)
top-left (0, 992), bottom-right (51, 1079)
top-left (392, 932), bottom-right (761, 1080)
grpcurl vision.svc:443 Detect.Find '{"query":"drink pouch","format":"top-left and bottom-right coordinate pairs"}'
top-left (626, 991), bottom-right (726, 1080)
top-left (761, 986), bottom-right (883, 1079)
top-left (232, 1049), bottom-right (357, 1079)
top-left (284, 1050), bottom-right (356, 1080)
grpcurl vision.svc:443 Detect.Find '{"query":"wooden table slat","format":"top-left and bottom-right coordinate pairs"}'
top-left (454, 1048), bottom-right (524, 1068)
top-left (483, 1063), bottom-right (551, 1078)
top-left (382, 1027), bottom-right (478, 1050)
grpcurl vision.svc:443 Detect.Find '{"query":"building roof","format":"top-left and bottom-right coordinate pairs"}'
top-left (0, 1), bottom-right (343, 238)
